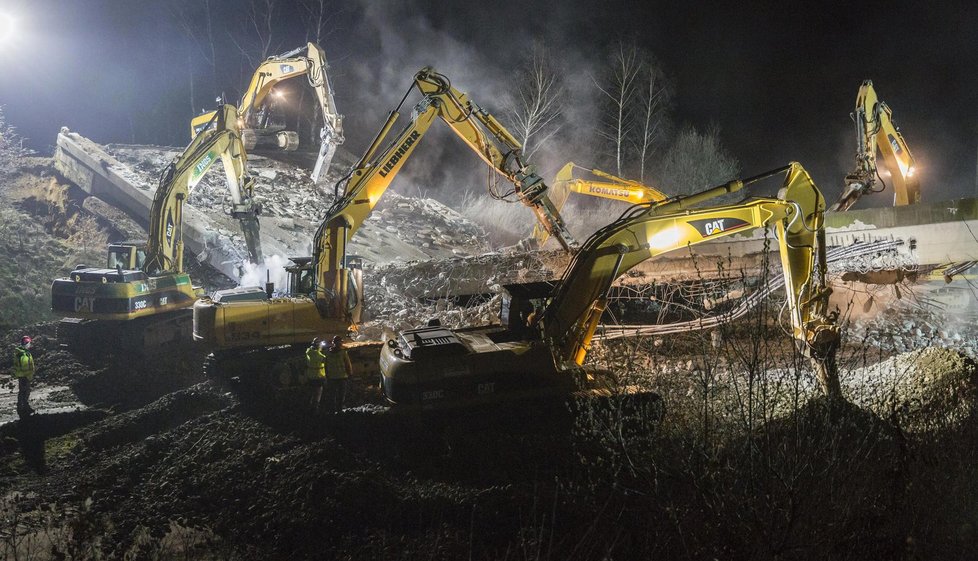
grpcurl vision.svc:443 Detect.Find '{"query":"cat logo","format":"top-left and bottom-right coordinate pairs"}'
top-left (279, 64), bottom-right (295, 73)
top-left (74, 297), bottom-right (95, 313)
top-left (165, 210), bottom-right (175, 246)
top-left (689, 217), bottom-right (751, 238)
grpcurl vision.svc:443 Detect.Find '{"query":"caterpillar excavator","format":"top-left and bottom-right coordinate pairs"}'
top-left (830, 80), bottom-right (920, 212)
top-left (190, 42), bottom-right (344, 182)
top-left (532, 162), bottom-right (668, 247)
top-left (52, 105), bottom-right (263, 351)
top-left (380, 162), bottom-right (843, 409)
top-left (193, 66), bottom-right (577, 387)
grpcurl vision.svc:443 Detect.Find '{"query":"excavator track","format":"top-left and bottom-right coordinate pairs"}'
top-left (203, 342), bottom-right (387, 413)
top-left (57, 309), bottom-right (194, 361)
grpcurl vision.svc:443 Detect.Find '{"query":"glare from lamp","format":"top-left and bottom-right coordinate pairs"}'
top-left (907, 165), bottom-right (916, 178)
top-left (272, 90), bottom-right (285, 99)
top-left (648, 227), bottom-right (681, 251)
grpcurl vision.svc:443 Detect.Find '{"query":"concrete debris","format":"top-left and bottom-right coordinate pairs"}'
top-left (845, 347), bottom-right (978, 433)
top-left (103, 145), bottom-right (493, 276)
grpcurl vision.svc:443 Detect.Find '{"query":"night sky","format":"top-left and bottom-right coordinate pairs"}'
top-left (1, 0), bottom-right (976, 205)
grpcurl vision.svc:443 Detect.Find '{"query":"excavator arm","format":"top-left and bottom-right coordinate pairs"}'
top-left (544, 163), bottom-right (841, 397)
top-left (312, 66), bottom-right (578, 320)
top-left (190, 42), bottom-right (344, 182)
top-left (830, 80), bottom-right (920, 212)
top-left (532, 162), bottom-right (669, 247)
top-left (145, 105), bottom-right (262, 274)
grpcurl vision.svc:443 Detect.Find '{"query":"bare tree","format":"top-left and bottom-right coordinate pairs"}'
top-left (506, 44), bottom-right (564, 160)
top-left (231, 0), bottom-right (278, 69)
top-left (170, 0), bottom-right (219, 114)
top-left (594, 42), bottom-right (642, 176)
top-left (299, 0), bottom-right (337, 142)
top-left (656, 125), bottom-right (740, 196)
top-left (301, 0), bottom-right (336, 44)
top-left (632, 57), bottom-right (670, 183)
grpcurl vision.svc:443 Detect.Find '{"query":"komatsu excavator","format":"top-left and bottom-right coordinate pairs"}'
top-left (52, 105), bottom-right (263, 351)
top-left (532, 162), bottom-right (668, 247)
top-left (193, 67), bottom-right (577, 385)
top-left (190, 42), bottom-right (344, 182)
top-left (381, 162), bottom-right (843, 409)
top-left (830, 80), bottom-right (920, 212)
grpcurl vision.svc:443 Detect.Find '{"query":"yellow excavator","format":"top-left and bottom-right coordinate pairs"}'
top-left (830, 80), bottom-right (920, 212)
top-left (532, 162), bottom-right (668, 247)
top-left (190, 42), bottom-right (344, 182)
top-left (380, 162), bottom-right (843, 409)
top-left (193, 67), bottom-right (577, 384)
top-left (52, 105), bottom-right (263, 351)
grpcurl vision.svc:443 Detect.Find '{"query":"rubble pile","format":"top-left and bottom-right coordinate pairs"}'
top-left (105, 145), bottom-right (492, 269)
top-left (849, 303), bottom-right (978, 356)
top-left (359, 250), bottom-right (566, 337)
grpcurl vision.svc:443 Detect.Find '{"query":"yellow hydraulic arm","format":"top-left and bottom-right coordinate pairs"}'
top-left (313, 66), bottom-right (578, 320)
top-left (146, 104), bottom-right (262, 274)
top-left (830, 80), bottom-right (920, 212)
top-left (533, 162), bottom-right (669, 247)
top-left (543, 163), bottom-right (841, 397)
top-left (191, 42), bottom-right (344, 182)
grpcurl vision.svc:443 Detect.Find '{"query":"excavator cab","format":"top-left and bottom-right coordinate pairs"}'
top-left (106, 242), bottom-right (146, 271)
top-left (284, 256), bottom-right (364, 322)
top-left (285, 257), bottom-right (316, 297)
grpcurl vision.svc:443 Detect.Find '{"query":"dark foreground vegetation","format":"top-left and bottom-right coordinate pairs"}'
top-left (1, 312), bottom-right (976, 561)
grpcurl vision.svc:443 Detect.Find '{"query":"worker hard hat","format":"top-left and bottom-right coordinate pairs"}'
top-left (20, 336), bottom-right (31, 345)
top-left (331, 335), bottom-right (343, 344)
top-left (310, 337), bottom-right (321, 347)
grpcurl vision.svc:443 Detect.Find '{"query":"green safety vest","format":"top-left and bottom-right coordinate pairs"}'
top-left (13, 347), bottom-right (34, 380)
top-left (325, 349), bottom-right (350, 380)
top-left (305, 346), bottom-right (326, 380)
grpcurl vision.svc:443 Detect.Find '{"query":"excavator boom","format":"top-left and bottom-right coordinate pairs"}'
top-left (532, 162), bottom-right (668, 247)
top-left (190, 42), bottom-right (344, 182)
top-left (313, 66), bottom-right (577, 322)
top-left (380, 163), bottom-right (842, 409)
top-left (831, 80), bottom-right (920, 211)
top-left (149, 104), bottom-right (262, 272)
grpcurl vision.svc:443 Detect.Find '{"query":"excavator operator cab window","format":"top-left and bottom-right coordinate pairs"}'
top-left (106, 245), bottom-right (146, 271)
top-left (346, 270), bottom-right (360, 311)
top-left (287, 268), bottom-right (315, 297)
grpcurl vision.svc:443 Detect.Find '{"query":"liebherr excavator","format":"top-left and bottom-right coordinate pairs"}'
top-left (381, 162), bottom-right (843, 409)
top-left (190, 42), bottom-right (344, 182)
top-left (193, 67), bottom-right (577, 385)
top-left (830, 80), bottom-right (920, 212)
top-left (532, 162), bottom-right (668, 247)
top-left (52, 105), bottom-right (263, 351)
